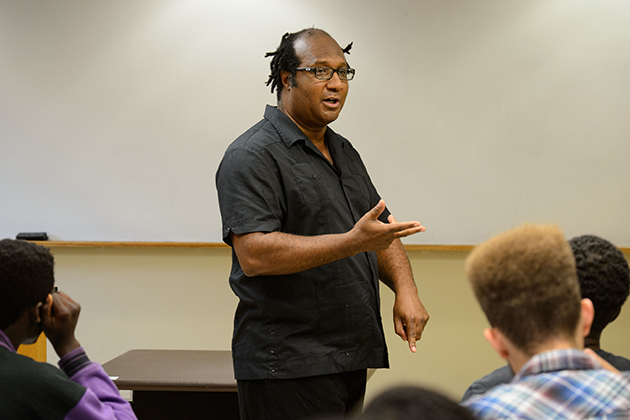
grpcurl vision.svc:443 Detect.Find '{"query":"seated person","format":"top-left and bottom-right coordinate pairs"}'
top-left (461, 224), bottom-right (630, 419)
top-left (0, 239), bottom-right (136, 419)
top-left (358, 385), bottom-right (476, 420)
top-left (461, 233), bottom-right (630, 402)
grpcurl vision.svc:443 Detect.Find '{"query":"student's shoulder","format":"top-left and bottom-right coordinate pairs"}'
top-left (597, 349), bottom-right (630, 371)
top-left (461, 365), bottom-right (514, 402)
top-left (1, 349), bottom-right (82, 388)
top-left (0, 349), bottom-right (86, 415)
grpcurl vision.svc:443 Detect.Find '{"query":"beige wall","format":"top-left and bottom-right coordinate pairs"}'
top-left (46, 246), bottom-right (630, 403)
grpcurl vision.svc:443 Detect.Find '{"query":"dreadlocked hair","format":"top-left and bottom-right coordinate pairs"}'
top-left (265, 29), bottom-right (353, 103)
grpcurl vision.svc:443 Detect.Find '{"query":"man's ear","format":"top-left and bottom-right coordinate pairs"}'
top-left (29, 294), bottom-right (51, 324)
top-left (484, 327), bottom-right (510, 360)
top-left (281, 70), bottom-right (291, 90)
top-left (29, 301), bottom-right (44, 324)
top-left (580, 298), bottom-right (595, 339)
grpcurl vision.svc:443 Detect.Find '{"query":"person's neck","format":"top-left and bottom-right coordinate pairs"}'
top-left (277, 103), bottom-right (329, 159)
top-left (508, 338), bottom-right (578, 374)
top-left (584, 335), bottom-right (601, 351)
top-left (2, 323), bottom-right (26, 351)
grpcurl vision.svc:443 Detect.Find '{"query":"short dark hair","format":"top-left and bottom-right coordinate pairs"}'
top-left (359, 385), bottom-right (477, 420)
top-left (265, 28), bottom-right (352, 103)
top-left (569, 235), bottom-right (630, 335)
top-left (0, 239), bottom-right (54, 330)
top-left (466, 224), bottom-right (581, 354)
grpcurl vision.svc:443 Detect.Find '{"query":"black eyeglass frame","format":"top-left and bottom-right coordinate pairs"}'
top-left (295, 67), bottom-right (356, 81)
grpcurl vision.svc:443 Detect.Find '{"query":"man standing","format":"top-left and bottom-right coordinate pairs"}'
top-left (216, 28), bottom-right (429, 419)
top-left (462, 225), bottom-right (630, 419)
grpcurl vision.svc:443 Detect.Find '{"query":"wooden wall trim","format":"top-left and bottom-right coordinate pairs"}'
top-left (28, 241), bottom-right (629, 253)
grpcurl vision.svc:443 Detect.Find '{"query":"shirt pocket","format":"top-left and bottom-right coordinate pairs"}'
top-left (341, 162), bottom-right (374, 216)
top-left (290, 163), bottom-right (331, 208)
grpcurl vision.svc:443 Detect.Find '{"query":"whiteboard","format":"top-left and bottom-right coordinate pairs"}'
top-left (1, 0), bottom-right (629, 246)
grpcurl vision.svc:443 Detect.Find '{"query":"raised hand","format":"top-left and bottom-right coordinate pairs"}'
top-left (350, 200), bottom-right (425, 253)
top-left (41, 290), bottom-right (82, 357)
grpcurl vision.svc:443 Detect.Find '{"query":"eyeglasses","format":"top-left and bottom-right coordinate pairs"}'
top-left (295, 67), bottom-right (355, 81)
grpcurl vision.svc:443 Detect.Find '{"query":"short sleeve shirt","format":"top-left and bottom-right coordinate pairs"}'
top-left (216, 105), bottom-right (390, 380)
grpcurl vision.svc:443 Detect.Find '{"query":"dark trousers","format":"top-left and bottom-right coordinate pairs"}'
top-left (237, 369), bottom-right (367, 420)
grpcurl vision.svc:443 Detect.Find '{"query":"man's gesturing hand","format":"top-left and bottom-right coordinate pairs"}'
top-left (41, 291), bottom-right (82, 358)
top-left (351, 200), bottom-right (425, 253)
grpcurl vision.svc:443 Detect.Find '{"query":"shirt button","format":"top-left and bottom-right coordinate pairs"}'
top-left (345, 351), bottom-right (350, 356)
top-left (270, 331), bottom-right (276, 335)
top-left (344, 303), bottom-right (349, 308)
top-left (270, 350), bottom-right (275, 354)
top-left (270, 368), bottom-right (276, 373)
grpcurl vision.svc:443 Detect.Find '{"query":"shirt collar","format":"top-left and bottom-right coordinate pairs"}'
top-left (515, 348), bottom-right (602, 381)
top-left (264, 105), bottom-right (309, 148)
top-left (264, 104), bottom-right (344, 149)
top-left (0, 329), bottom-right (16, 353)
top-left (263, 105), bottom-right (346, 169)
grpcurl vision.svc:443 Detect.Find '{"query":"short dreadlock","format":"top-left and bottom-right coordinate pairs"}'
top-left (265, 28), bottom-right (353, 103)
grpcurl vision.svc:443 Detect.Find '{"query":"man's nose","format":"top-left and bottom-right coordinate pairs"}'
top-left (326, 71), bottom-right (344, 90)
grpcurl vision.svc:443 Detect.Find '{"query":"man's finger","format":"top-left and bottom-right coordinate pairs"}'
top-left (394, 317), bottom-right (407, 341)
top-left (393, 225), bottom-right (426, 239)
top-left (370, 200), bottom-right (386, 220)
top-left (407, 324), bottom-right (418, 353)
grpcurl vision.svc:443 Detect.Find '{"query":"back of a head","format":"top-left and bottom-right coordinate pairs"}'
top-left (359, 385), bottom-right (477, 420)
top-left (569, 235), bottom-right (630, 334)
top-left (0, 239), bottom-right (54, 330)
top-left (465, 224), bottom-right (581, 355)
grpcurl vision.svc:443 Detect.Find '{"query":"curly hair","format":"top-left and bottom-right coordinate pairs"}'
top-left (466, 224), bottom-right (581, 355)
top-left (0, 239), bottom-right (54, 330)
top-left (569, 235), bottom-right (630, 335)
top-left (265, 28), bottom-right (353, 103)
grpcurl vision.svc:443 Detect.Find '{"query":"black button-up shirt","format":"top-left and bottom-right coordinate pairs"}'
top-left (216, 105), bottom-right (389, 380)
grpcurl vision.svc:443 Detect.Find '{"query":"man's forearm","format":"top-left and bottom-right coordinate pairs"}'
top-left (377, 239), bottom-right (417, 293)
top-left (232, 200), bottom-right (425, 277)
top-left (232, 230), bottom-right (359, 277)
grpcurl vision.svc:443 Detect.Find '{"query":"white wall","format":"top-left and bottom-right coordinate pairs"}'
top-left (2, 0), bottom-right (630, 246)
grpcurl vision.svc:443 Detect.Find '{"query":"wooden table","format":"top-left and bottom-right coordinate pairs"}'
top-left (102, 349), bottom-right (239, 420)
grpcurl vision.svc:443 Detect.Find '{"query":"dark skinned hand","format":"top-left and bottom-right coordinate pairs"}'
top-left (40, 290), bottom-right (82, 358)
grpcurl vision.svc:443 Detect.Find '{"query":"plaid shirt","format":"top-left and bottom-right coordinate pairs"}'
top-left (463, 349), bottom-right (630, 419)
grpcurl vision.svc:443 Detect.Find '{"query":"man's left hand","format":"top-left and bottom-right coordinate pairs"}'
top-left (393, 291), bottom-right (429, 353)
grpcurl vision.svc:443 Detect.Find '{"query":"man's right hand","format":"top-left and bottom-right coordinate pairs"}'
top-left (41, 291), bottom-right (82, 358)
top-left (350, 200), bottom-right (425, 253)
top-left (232, 200), bottom-right (425, 277)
